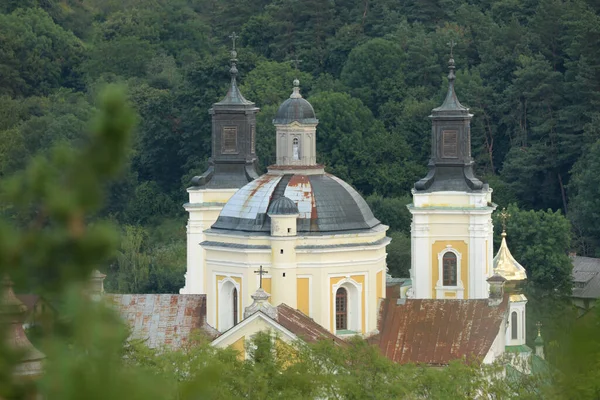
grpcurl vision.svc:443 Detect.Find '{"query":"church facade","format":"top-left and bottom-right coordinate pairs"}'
top-left (176, 48), bottom-right (545, 369)
top-left (185, 72), bottom-right (389, 335)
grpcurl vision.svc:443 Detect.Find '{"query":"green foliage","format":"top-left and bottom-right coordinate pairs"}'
top-left (387, 232), bottom-right (412, 278)
top-left (569, 137), bottom-right (600, 255)
top-left (494, 204), bottom-right (572, 295)
top-left (0, 7), bottom-right (85, 97)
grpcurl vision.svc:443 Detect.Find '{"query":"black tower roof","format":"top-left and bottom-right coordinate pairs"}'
top-left (414, 54), bottom-right (483, 192)
top-left (191, 43), bottom-right (260, 189)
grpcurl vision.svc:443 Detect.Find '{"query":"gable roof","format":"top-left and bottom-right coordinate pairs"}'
top-left (572, 256), bottom-right (600, 299)
top-left (211, 311), bottom-right (298, 348)
top-left (211, 304), bottom-right (345, 347)
top-left (371, 297), bottom-right (507, 366)
top-left (275, 304), bottom-right (345, 345)
top-left (108, 294), bottom-right (217, 349)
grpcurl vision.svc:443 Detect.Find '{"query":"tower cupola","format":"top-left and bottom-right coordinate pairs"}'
top-left (272, 80), bottom-right (319, 167)
top-left (415, 53), bottom-right (483, 192)
top-left (191, 41), bottom-right (260, 188)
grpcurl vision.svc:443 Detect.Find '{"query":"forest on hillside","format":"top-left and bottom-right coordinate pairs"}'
top-left (1, 0), bottom-right (599, 294)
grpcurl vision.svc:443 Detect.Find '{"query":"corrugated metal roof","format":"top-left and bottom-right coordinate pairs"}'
top-left (212, 172), bottom-right (380, 234)
top-left (108, 294), bottom-right (217, 349)
top-left (572, 256), bottom-right (600, 299)
top-left (276, 304), bottom-right (345, 345)
top-left (371, 297), bottom-right (507, 366)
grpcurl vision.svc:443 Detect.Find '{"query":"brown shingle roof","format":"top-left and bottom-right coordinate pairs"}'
top-left (371, 297), bottom-right (507, 366)
top-left (108, 294), bottom-right (217, 349)
top-left (275, 304), bottom-right (345, 345)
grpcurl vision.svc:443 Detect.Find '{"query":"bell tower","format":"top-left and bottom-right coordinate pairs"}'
top-left (181, 33), bottom-right (260, 294)
top-left (408, 49), bottom-right (495, 300)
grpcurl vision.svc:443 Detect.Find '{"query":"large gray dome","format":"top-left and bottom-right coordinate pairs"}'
top-left (212, 173), bottom-right (380, 234)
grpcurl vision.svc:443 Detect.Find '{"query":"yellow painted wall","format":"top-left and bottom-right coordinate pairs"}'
top-left (376, 270), bottom-right (383, 300)
top-left (431, 241), bottom-right (469, 299)
top-left (263, 277), bottom-right (272, 296)
top-left (216, 275), bottom-right (242, 328)
top-left (231, 335), bottom-right (245, 360)
top-left (297, 278), bottom-right (310, 316)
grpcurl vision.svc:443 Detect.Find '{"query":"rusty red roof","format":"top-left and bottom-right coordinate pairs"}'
top-left (276, 304), bottom-right (345, 346)
top-left (108, 294), bottom-right (217, 349)
top-left (372, 297), bottom-right (507, 366)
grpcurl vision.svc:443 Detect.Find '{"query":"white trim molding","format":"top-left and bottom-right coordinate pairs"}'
top-left (435, 246), bottom-right (465, 299)
top-left (331, 276), bottom-right (363, 335)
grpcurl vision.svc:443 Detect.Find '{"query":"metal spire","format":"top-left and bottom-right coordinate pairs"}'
top-left (215, 32), bottom-right (252, 106)
top-left (228, 32), bottom-right (239, 82)
top-left (433, 40), bottom-right (466, 112)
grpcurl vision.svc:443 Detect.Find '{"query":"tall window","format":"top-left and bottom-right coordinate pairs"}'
top-left (335, 287), bottom-right (348, 330)
top-left (292, 137), bottom-right (299, 160)
top-left (511, 311), bottom-right (518, 340)
top-left (251, 125), bottom-right (256, 154)
top-left (442, 252), bottom-right (457, 286)
top-left (233, 288), bottom-right (238, 326)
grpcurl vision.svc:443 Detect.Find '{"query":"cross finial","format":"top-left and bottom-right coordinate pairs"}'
top-left (536, 321), bottom-right (542, 336)
top-left (289, 56), bottom-right (303, 71)
top-left (499, 207), bottom-right (511, 233)
top-left (254, 265), bottom-right (269, 289)
top-left (229, 32), bottom-right (239, 51)
top-left (447, 40), bottom-right (456, 59)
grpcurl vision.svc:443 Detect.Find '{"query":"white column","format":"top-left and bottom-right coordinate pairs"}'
top-left (410, 213), bottom-right (431, 299)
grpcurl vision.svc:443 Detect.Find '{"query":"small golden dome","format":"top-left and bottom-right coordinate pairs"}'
top-left (493, 231), bottom-right (527, 281)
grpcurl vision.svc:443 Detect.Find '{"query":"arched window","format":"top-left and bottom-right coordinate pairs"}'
top-left (292, 137), bottom-right (300, 160)
top-left (511, 311), bottom-right (518, 340)
top-left (335, 287), bottom-right (348, 330)
top-left (442, 252), bottom-right (457, 286)
top-left (233, 288), bottom-right (238, 326)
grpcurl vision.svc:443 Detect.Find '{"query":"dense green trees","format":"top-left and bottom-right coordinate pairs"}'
top-left (2, 0), bottom-right (600, 306)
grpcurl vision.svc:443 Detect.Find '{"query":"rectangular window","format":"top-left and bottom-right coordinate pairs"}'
top-left (222, 126), bottom-right (237, 154)
top-left (251, 125), bottom-right (256, 154)
top-left (442, 130), bottom-right (458, 158)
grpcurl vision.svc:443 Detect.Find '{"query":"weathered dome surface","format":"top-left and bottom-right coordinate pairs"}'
top-left (273, 97), bottom-right (317, 124)
top-left (268, 196), bottom-right (299, 215)
top-left (212, 173), bottom-right (380, 234)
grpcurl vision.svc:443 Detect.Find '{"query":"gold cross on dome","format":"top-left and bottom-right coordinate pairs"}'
top-left (254, 265), bottom-right (269, 289)
top-left (536, 321), bottom-right (542, 335)
top-left (499, 207), bottom-right (511, 232)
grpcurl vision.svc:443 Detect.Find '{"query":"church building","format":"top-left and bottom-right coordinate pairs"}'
top-left (111, 45), bottom-right (545, 369)
top-left (188, 73), bottom-right (389, 335)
